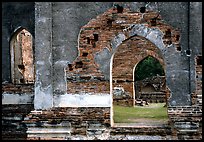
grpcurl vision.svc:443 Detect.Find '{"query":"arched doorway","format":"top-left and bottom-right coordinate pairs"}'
top-left (134, 56), bottom-right (166, 104)
top-left (111, 35), bottom-right (168, 126)
top-left (10, 28), bottom-right (35, 84)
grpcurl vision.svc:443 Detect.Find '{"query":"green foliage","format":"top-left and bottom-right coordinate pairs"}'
top-left (113, 103), bottom-right (168, 123)
top-left (135, 56), bottom-right (165, 81)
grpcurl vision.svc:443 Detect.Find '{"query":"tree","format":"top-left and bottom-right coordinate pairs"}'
top-left (135, 56), bottom-right (164, 81)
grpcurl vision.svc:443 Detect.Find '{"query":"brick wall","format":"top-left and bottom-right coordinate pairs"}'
top-left (168, 106), bottom-right (202, 140)
top-left (23, 107), bottom-right (110, 140)
top-left (2, 104), bottom-right (34, 140)
top-left (2, 83), bottom-right (34, 93)
top-left (2, 83), bottom-right (34, 140)
top-left (66, 7), bottom-right (180, 104)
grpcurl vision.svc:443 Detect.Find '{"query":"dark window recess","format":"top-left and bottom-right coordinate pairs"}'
top-left (176, 35), bottom-right (180, 41)
top-left (126, 79), bottom-right (133, 82)
top-left (92, 42), bottom-right (96, 48)
top-left (116, 80), bottom-right (125, 83)
top-left (75, 61), bottom-right (83, 68)
top-left (196, 56), bottom-right (202, 65)
top-left (80, 76), bottom-right (91, 80)
top-left (93, 34), bottom-right (98, 41)
top-left (150, 19), bottom-right (156, 26)
top-left (116, 5), bottom-right (123, 13)
top-left (87, 37), bottom-right (90, 44)
top-left (68, 64), bottom-right (73, 71)
top-left (176, 46), bottom-right (181, 51)
top-left (140, 7), bottom-right (146, 13)
top-left (18, 65), bottom-right (25, 70)
top-left (107, 19), bottom-right (113, 27)
top-left (165, 29), bottom-right (171, 38)
top-left (166, 40), bottom-right (172, 45)
top-left (186, 50), bottom-right (191, 56)
top-left (20, 79), bottom-right (24, 83)
top-left (82, 52), bottom-right (88, 57)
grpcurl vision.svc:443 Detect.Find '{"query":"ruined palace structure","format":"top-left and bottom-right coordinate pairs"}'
top-left (2, 2), bottom-right (202, 140)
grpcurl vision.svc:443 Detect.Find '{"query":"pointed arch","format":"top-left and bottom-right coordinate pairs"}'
top-left (10, 27), bottom-right (35, 84)
top-left (133, 55), bottom-right (166, 102)
top-left (111, 35), bottom-right (165, 106)
top-left (110, 35), bottom-right (168, 126)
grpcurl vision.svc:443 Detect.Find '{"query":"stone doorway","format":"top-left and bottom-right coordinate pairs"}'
top-left (10, 28), bottom-right (35, 84)
top-left (111, 35), bottom-right (168, 126)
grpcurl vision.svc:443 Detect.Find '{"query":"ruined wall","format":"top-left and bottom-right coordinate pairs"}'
top-left (135, 76), bottom-right (166, 103)
top-left (65, 3), bottom-right (188, 106)
top-left (2, 2), bottom-right (202, 140)
top-left (51, 2), bottom-right (113, 96)
top-left (2, 2), bottom-right (200, 107)
top-left (2, 84), bottom-right (34, 140)
top-left (48, 2), bottom-right (197, 106)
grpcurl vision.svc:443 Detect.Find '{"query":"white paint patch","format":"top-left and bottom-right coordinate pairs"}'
top-left (2, 93), bottom-right (34, 104)
top-left (115, 20), bottom-right (126, 24)
top-left (54, 93), bottom-right (111, 107)
top-left (36, 61), bottom-right (45, 65)
top-left (34, 85), bottom-right (53, 110)
top-left (54, 60), bottom-right (68, 66)
top-left (37, 17), bottom-right (47, 23)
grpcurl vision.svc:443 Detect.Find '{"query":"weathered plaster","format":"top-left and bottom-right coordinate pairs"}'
top-left (2, 93), bottom-right (34, 104)
top-left (54, 93), bottom-right (111, 107)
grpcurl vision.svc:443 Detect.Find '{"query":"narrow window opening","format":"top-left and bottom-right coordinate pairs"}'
top-left (140, 7), bottom-right (146, 13)
top-left (176, 46), bottom-right (181, 52)
top-left (87, 37), bottom-right (90, 44)
top-left (20, 79), bottom-right (24, 83)
top-left (196, 56), bottom-right (202, 65)
top-left (93, 34), bottom-right (98, 41)
top-left (116, 5), bottom-right (123, 13)
top-left (92, 42), bottom-right (96, 48)
top-left (68, 64), bottom-right (73, 71)
top-left (116, 80), bottom-right (125, 83)
top-left (165, 29), bottom-right (171, 38)
top-left (75, 61), bottom-right (83, 68)
top-left (107, 19), bottom-right (113, 27)
top-left (150, 19), bottom-right (156, 26)
top-left (186, 50), bottom-right (191, 56)
top-left (18, 65), bottom-right (25, 70)
top-left (176, 35), bottom-right (180, 41)
top-left (166, 40), bottom-right (172, 45)
top-left (82, 52), bottom-right (88, 57)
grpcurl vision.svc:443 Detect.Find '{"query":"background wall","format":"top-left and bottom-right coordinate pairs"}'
top-left (2, 2), bottom-right (35, 83)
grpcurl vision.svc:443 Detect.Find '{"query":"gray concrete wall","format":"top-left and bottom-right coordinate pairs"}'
top-left (52, 2), bottom-right (113, 95)
top-left (34, 3), bottom-right (53, 110)
top-left (189, 2), bottom-right (202, 94)
top-left (2, 2), bottom-right (35, 83)
top-left (157, 2), bottom-right (190, 105)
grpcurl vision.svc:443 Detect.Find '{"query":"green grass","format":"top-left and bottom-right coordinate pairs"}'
top-left (113, 103), bottom-right (168, 123)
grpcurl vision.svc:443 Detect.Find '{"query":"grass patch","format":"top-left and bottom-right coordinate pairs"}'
top-left (113, 103), bottom-right (168, 123)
